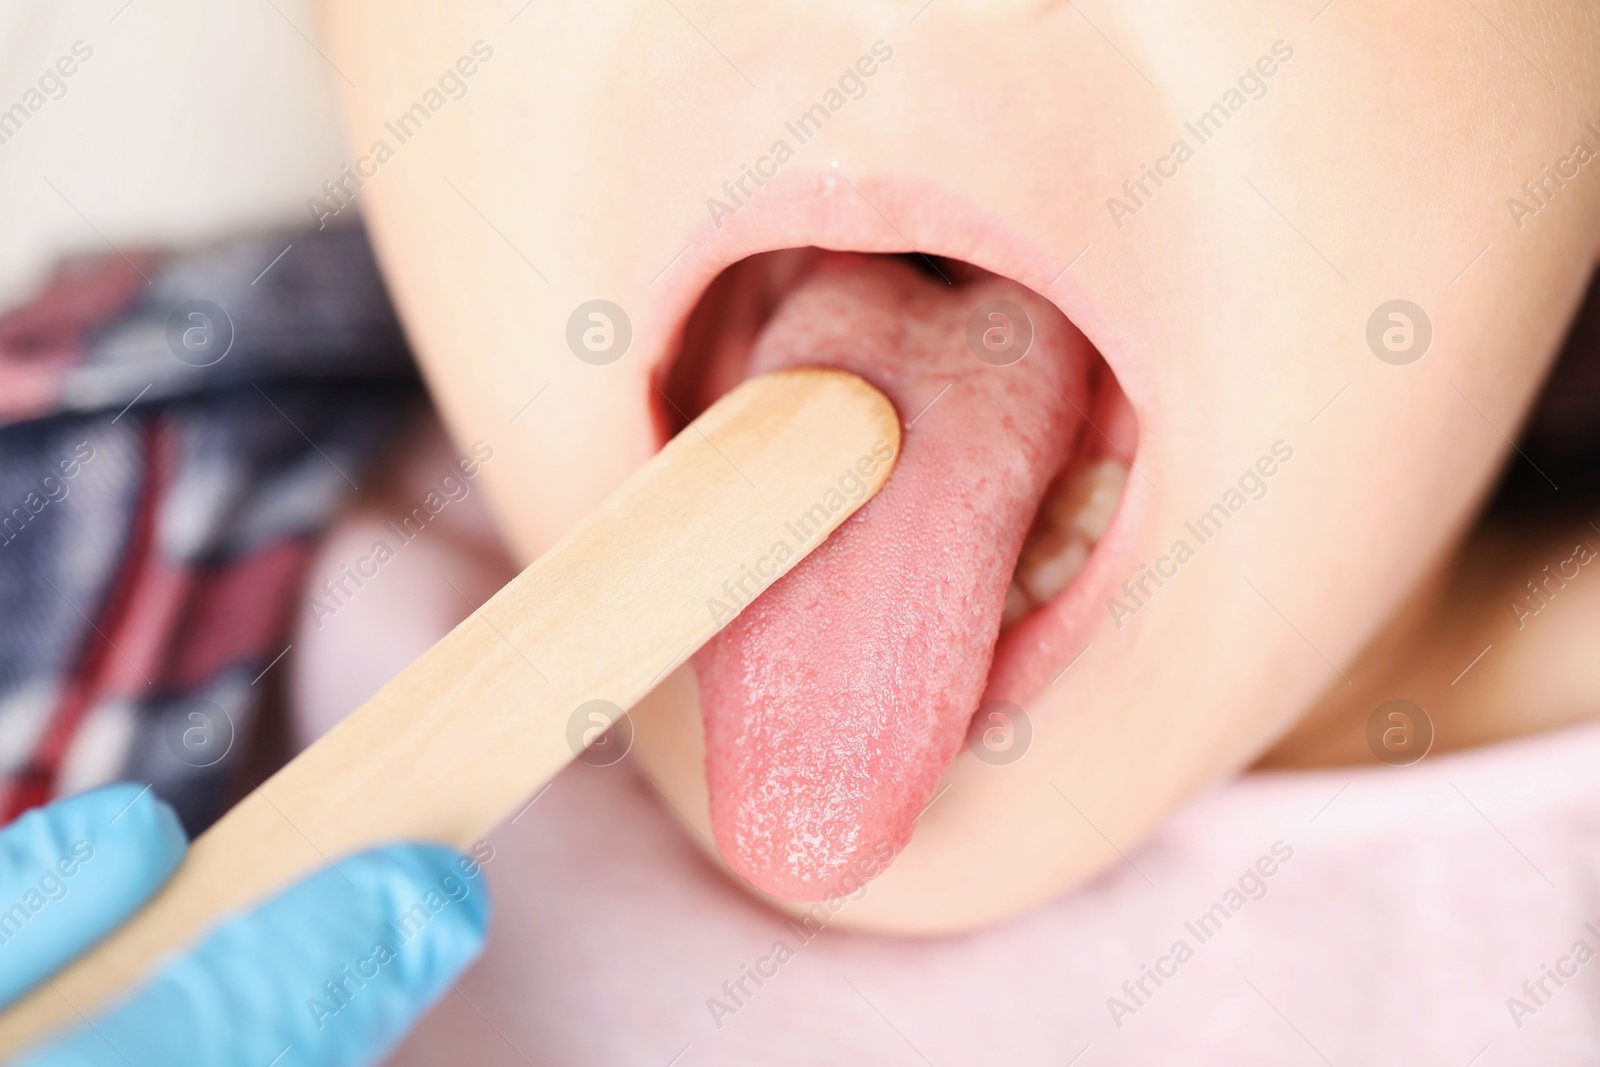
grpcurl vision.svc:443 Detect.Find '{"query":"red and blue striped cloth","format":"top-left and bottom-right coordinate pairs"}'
top-left (0, 225), bottom-right (418, 835)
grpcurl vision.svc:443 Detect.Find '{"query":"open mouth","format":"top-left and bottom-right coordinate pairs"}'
top-left (656, 248), bottom-right (1135, 901)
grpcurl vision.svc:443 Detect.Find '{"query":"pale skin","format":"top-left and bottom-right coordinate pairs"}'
top-left (312, 0), bottom-right (1600, 933)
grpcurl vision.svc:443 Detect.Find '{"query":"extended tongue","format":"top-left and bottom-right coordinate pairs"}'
top-left (696, 254), bottom-right (1092, 900)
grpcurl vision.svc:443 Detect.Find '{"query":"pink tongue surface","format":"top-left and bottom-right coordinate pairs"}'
top-left (696, 254), bottom-right (1091, 900)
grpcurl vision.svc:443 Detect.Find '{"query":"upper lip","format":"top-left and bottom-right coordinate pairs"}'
top-left (641, 166), bottom-right (1146, 709)
top-left (644, 168), bottom-right (1117, 371)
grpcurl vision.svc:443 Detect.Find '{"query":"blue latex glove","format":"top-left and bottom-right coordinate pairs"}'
top-left (0, 784), bottom-right (490, 1066)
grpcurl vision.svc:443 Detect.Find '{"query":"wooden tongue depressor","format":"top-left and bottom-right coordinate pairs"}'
top-left (0, 367), bottom-right (900, 1055)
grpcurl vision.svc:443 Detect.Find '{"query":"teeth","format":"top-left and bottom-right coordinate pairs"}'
top-left (1002, 581), bottom-right (1034, 627)
top-left (1045, 455), bottom-right (1126, 543)
top-left (1005, 457), bottom-right (1128, 626)
top-left (1018, 530), bottom-right (1089, 604)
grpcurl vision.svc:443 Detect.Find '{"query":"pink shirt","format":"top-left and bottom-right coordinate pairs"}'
top-left (377, 719), bottom-right (1600, 1066)
top-left (292, 448), bottom-right (1600, 1067)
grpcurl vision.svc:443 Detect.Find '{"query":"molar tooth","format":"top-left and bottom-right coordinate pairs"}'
top-left (1002, 582), bottom-right (1033, 627)
top-left (1017, 530), bottom-right (1089, 605)
top-left (1059, 457), bottom-right (1127, 543)
top-left (1008, 456), bottom-right (1129, 613)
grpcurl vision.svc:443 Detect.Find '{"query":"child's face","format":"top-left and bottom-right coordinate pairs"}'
top-left (323, 1), bottom-right (1600, 928)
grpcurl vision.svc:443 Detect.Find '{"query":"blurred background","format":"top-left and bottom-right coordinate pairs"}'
top-left (0, 1), bottom-right (344, 309)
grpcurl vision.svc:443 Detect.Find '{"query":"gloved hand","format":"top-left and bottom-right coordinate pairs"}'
top-left (0, 783), bottom-right (490, 1067)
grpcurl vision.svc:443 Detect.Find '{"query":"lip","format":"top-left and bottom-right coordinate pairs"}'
top-left (638, 165), bottom-right (1150, 742)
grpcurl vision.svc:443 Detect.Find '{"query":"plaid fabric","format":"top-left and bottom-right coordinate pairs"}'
top-left (0, 225), bottom-right (419, 834)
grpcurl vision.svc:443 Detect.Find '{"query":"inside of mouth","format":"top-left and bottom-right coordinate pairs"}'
top-left (658, 248), bottom-right (1132, 635)
top-left (658, 248), bottom-right (1134, 899)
